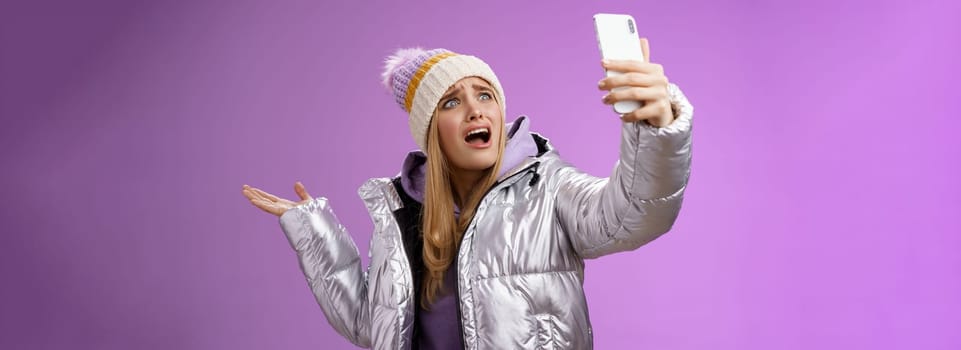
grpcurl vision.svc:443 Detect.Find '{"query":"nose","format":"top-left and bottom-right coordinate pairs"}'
top-left (465, 100), bottom-right (482, 121)
top-left (468, 108), bottom-right (481, 121)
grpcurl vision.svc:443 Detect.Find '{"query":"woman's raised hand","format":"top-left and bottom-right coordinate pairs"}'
top-left (241, 182), bottom-right (313, 217)
top-left (598, 37), bottom-right (675, 127)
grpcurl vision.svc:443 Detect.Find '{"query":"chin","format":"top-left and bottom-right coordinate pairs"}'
top-left (455, 152), bottom-right (499, 172)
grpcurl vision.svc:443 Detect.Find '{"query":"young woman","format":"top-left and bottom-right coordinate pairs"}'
top-left (242, 39), bottom-right (693, 350)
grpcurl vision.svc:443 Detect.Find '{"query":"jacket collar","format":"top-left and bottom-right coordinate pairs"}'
top-left (399, 115), bottom-right (549, 204)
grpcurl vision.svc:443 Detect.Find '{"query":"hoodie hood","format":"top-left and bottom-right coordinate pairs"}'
top-left (399, 115), bottom-right (538, 204)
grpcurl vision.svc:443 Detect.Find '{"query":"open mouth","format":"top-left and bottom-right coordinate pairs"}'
top-left (464, 127), bottom-right (491, 145)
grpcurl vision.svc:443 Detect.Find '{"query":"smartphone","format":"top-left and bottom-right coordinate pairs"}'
top-left (593, 13), bottom-right (645, 114)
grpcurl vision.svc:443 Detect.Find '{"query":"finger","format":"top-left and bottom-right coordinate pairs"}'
top-left (602, 86), bottom-right (669, 105)
top-left (248, 187), bottom-right (300, 209)
top-left (294, 181), bottom-right (312, 201)
top-left (250, 198), bottom-right (283, 216)
top-left (276, 197), bottom-right (299, 208)
top-left (620, 100), bottom-right (671, 123)
top-left (243, 188), bottom-right (268, 202)
top-left (250, 187), bottom-right (281, 202)
top-left (640, 37), bottom-right (650, 63)
top-left (602, 60), bottom-right (663, 75)
top-left (242, 187), bottom-right (266, 202)
top-left (599, 72), bottom-right (668, 91)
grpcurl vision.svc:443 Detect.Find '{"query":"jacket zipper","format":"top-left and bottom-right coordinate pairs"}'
top-left (454, 160), bottom-right (542, 348)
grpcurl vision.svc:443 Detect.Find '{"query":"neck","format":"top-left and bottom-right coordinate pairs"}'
top-left (449, 169), bottom-right (485, 209)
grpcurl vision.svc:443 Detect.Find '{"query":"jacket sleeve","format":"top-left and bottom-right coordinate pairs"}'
top-left (555, 83), bottom-right (693, 259)
top-left (279, 197), bottom-right (372, 348)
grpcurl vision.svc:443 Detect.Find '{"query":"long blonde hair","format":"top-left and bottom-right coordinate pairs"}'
top-left (420, 109), bottom-right (506, 310)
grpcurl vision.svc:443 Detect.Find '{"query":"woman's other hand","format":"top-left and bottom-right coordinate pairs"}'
top-left (241, 182), bottom-right (312, 217)
top-left (598, 37), bottom-right (675, 127)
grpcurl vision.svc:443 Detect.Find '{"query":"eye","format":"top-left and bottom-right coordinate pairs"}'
top-left (442, 98), bottom-right (460, 109)
top-left (479, 92), bottom-right (493, 101)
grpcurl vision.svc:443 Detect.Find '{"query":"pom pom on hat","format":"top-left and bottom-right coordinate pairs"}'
top-left (381, 48), bottom-right (425, 90)
top-left (380, 47), bottom-right (506, 152)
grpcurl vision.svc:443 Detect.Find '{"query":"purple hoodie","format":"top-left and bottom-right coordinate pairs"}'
top-left (400, 116), bottom-right (538, 205)
top-left (398, 116), bottom-right (538, 349)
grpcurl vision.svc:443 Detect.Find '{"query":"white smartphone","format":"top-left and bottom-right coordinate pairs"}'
top-left (593, 13), bottom-right (645, 114)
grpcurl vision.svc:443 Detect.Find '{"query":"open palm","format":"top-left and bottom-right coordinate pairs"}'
top-left (241, 182), bottom-right (312, 217)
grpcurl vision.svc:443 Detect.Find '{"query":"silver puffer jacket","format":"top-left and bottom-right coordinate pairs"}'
top-left (279, 84), bottom-right (692, 349)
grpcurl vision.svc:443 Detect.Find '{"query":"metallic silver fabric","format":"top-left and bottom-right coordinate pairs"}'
top-left (279, 83), bottom-right (693, 349)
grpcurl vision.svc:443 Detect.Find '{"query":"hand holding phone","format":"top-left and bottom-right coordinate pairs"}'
top-left (594, 13), bottom-right (645, 114)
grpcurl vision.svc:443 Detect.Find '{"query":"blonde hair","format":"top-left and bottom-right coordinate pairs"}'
top-left (420, 108), bottom-right (506, 310)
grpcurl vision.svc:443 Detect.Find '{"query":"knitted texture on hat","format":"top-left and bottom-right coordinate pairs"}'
top-left (382, 48), bottom-right (506, 152)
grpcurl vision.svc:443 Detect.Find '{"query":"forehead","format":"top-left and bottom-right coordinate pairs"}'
top-left (445, 76), bottom-right (493, 93)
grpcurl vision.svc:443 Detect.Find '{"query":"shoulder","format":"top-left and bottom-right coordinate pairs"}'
top-left (356, 177), bottom-right (404, 213)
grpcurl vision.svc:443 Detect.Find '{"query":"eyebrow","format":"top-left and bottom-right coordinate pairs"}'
top-left (472, 84), bottom-right (494, 95)
top-left (440, 84), bottom-right (495, 102)
top-left (440, 87), bottom-right (462, 102)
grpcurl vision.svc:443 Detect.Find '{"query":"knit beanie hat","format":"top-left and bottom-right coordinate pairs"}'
top-left (381, 48), bottom-right (506, 152)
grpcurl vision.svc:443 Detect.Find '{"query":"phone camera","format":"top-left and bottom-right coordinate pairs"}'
top-left (628, 19), bottom-right (635, 33)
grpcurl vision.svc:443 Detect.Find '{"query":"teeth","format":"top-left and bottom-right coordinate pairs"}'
top-left (467, 128), bottom-right (489, 136)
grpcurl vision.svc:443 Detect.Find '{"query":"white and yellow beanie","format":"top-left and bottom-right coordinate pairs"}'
top-left (381, 48), bottom-right (506, 152)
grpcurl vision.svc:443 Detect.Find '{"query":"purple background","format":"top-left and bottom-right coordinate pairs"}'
top-left (2, 0), bottom-right (959, 349)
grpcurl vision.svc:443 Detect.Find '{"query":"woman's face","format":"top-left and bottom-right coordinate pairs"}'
top-left (435, 76), bottom-right (503, 175)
